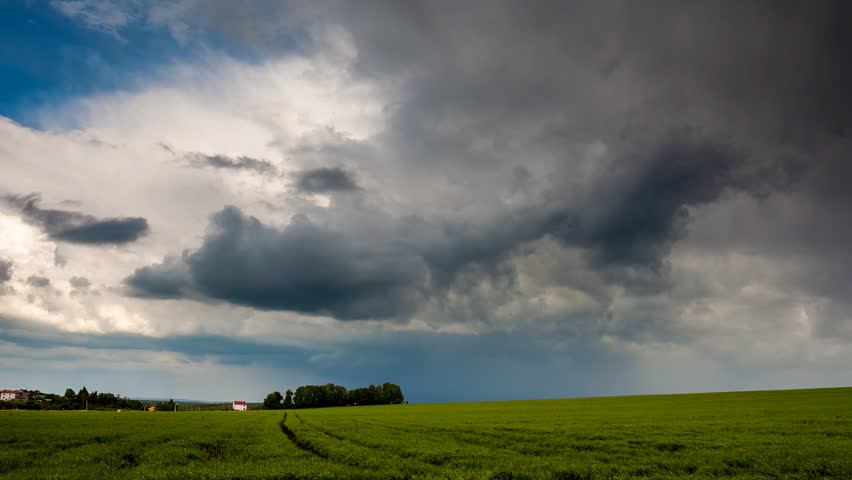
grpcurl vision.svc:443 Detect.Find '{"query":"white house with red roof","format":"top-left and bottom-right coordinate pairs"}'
top-left (1, 390), bottom-right (30, 401)
top-left (232, 400), bottom-right (247, 411)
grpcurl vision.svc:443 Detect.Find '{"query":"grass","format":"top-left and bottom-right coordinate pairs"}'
top-left (1, 387), bottom-right (851, 479)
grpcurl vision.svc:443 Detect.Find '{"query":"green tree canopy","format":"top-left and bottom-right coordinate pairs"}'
top-left (79, 386), bottom-right (89, 407)
top-left (263, 391), bottom-right (283, 410)
top-left (286, 382), bottom-right (404, 409)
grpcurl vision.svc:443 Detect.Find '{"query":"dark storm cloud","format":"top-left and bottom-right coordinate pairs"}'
top-left (333, 0), bottom-right (852, 289)
top-left (186, 153), bottom-right (278, 176)
top-left (416, 136), bottom-right (750, 288)
top-left (125, 207), bottom-right (428, 320)
top-left (296, 167), bottom-right (360, 193)
top-left (127, 1), bottom-right (852, 332)
top-left (124, 204), bottom-right (547, 317)
top-left (26, 275), bottom-right (50, 288)
top-left (124, 136), bottom-right (744, 318)
top-left (574, 138), bottom-right (744, 269)
top-left (335, 0), bottom-right (852, 137)
top-left (3, 193), bottom-right (149, 245)
top-left (323, 0), bottom-right (852, 223)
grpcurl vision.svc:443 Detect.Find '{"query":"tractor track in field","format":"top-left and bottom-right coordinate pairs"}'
top-left (293, 414), bottom-right (346, 441)
top-left (279, 413), bottom-right (328, 459)
top-left (283, 414), bottom-right (450, 472)
top-left (292, 415), bottom-right (543, 465)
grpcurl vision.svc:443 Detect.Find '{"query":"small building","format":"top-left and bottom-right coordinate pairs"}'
top-left (15, 391), bottom-right (29, 401)
top-left (232, 400), bottom-right (247, 411)
top-left (0, 390), bottom-right (17, 401)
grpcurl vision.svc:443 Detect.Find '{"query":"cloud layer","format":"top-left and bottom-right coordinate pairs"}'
top-left (1, 0), bottom-right (851, 401)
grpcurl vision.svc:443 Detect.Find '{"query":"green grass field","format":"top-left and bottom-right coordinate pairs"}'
top-left (1, 388), bottom-right (850, 479)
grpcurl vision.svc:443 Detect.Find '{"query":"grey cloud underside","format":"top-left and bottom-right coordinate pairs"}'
top-left (296, 167), bottom-right (361, 193)
top-left (125, 207), bottom-right (428, 320)
top-left (576, 139), bottom-right (745, 269)
top-left (26, 275), bottom-right (50, 288)
top-left (125, 136), bottom-right (753, 320)
top-left (0, 259), bottom-right (12, 284)
top-left (4, 193), bottom-right (149, 245)
top-left (186, 153), bottom-right (278, 176)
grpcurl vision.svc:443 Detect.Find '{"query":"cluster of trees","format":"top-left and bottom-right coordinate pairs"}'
top-left (347, 384), bottom-right (404, 406)
top-left (153, 399), bottom-right (177, 411)
top-left (263, 382), bottom-right (405, 410)
top-left (0, 387), bottom-right (145, 411)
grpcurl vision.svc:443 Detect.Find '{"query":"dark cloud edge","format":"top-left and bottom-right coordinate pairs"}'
top-left (124, 136), bottom-right (764, 323)
top-left (184, 152), bottom-right (279, 176)
top-left (295, 166), bottom-right (362, 193)
top-left (3, 193), bottom-right (150, 245)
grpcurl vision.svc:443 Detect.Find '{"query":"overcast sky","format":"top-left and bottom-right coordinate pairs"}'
top-left (1, 0), bottom-right (851, 402)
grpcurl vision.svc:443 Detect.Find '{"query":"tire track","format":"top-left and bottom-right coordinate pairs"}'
top-left (293, 415), bottom-right (540, 467)
top-left (294, 414), bottom-right (345, 440)
top-left (291, 415), bottom-right (449, 470)
top-left (282, 412), bottom-right (453, 473)
top-left (279, 413), bottom-right (328, 459)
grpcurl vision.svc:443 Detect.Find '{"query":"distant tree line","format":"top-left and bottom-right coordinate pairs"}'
top-left (0, 386), bottom-right (145, 411)
top-left (263, 383), bottom-right (405, 409)
top-left (154, 399), bottom-right (177, 411)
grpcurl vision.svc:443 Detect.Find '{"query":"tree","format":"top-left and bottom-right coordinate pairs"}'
top-left (263, 391), bottom-right (283, 410)
top-left (283, 390), bottom-right (293, 409)
top-left (79, 386), bottom-right (89, 409)
top-left (64, 388), bottom-right (76, 399)
top-left (293, 386), bottom-right (306, 408)
top-left (154, 399), bottom-right (176, 412)
top-left (382, 383), bottom-right (404, 404)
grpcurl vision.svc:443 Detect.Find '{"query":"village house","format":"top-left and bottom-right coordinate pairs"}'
top-left (232, 400), bottom-right (247, 411)
top-left (1, 390), bottom-right (30, 401)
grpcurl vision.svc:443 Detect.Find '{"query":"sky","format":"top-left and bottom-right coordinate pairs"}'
top-left (1, 0), bottom-right (852, 403)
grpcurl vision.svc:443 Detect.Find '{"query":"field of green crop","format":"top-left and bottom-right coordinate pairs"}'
top-left (1, 387), bottom-right (851, 479)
